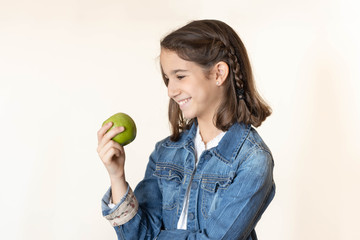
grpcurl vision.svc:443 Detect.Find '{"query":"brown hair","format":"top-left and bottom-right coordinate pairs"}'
top-left (160, 19), bottom-right (272, 141)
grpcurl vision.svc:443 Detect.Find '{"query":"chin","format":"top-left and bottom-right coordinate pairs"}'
top-left (182, 111), bottom-right (196, 120)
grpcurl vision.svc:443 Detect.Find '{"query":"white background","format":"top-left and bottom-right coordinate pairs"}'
top-left (1, 0), bottom-right (359, 239)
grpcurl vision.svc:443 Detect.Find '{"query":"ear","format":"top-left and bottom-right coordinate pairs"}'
top-left (214, 61), bottom-right (229, 86)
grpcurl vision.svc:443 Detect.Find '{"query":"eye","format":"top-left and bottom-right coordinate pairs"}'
top-left (177, 75), bottom-right (185, 80)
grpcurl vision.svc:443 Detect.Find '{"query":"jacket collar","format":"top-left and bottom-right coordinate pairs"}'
top-left (213, 122), bottom-right (251, 164)
top-left (162, 121), bottom-right (197, 148)
top-left (162, 121), bottom-right (251, 164)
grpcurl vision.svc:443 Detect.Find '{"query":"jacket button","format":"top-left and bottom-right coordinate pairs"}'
top-left (188, 212), bottom-right (195, 220)
top-left (191, 181), bottom-right (198, 189)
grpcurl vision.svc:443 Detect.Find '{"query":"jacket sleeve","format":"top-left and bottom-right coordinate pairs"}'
top-left (101, 141), bottom-right (164, 240)
top-left (156, 149), bottom-right (275, 240)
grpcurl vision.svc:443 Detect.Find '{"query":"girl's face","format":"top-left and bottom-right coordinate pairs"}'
top-left (160, 49), bottom-right (224, 123)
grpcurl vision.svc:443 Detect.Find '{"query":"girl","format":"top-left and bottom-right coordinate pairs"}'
top-left (97, 19), bottom-right (275, 240)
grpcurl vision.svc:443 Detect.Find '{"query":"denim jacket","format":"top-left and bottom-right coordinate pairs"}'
top-left (102, 122), bottom-right (275, 240)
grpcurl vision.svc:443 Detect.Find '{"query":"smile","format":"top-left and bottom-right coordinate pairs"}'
top-left (178, 97), bottom-right (191, 107)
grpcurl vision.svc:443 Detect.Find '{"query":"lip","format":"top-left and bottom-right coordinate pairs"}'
top-left (177, 97), bottom-right (191, 109)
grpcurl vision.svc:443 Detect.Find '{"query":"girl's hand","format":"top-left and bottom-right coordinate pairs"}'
top-left (97, 122), bottom-right (126, 179)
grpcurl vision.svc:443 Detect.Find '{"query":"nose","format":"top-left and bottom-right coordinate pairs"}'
top-left (167, 78), bottom-right (180, 98)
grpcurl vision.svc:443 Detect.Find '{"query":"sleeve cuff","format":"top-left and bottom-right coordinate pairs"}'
top-left (103, 187), bottom-right (138, 226)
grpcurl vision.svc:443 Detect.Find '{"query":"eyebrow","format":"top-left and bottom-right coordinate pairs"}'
top-left (171, 69), bottom-right (188, 75)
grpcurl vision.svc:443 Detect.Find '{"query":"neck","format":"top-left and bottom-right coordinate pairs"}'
top-left (197, 118), bottom-right (222, 145)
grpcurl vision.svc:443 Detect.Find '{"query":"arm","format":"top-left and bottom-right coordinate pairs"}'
top-left (101, 142), bottom-right (164, 240)
top-left (156, 149), bottom-right (275, 240)
top-left (97, 122), bottom-right (128, 204)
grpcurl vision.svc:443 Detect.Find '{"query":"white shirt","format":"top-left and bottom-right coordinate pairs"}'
top-left (177, 127), bottom-right (226, 229)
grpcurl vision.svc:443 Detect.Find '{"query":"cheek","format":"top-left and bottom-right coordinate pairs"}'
top-left (197, 85), bottom-right (215, 100)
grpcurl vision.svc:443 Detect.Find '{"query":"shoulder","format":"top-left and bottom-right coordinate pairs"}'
top-left (237, 126), bottom-right (274, 175)
top-left (155, 124), bottom-right (197, 149)
top-left (245, 127), bottom-right (272, 155)
top-left (214, 122), bottom-right (272, 165)
top-left (150, 130), bottom-right (189, 157)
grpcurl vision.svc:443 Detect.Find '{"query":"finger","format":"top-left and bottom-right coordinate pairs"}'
top-left (102, 147), bottom-right (121, 165)
top-left (97, 122), bottom-right (113, 142)
top-left (98, 126), bottom-right (125, 151)
top-left (98, 140), bottom-right (123, 158)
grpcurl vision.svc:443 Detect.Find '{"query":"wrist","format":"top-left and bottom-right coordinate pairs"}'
top-left (109, 176), bottom-right (128, 204)
top-left (109, 174), bottom-right (126, 183)
top-left (110, 176), bottom-right (127, 189)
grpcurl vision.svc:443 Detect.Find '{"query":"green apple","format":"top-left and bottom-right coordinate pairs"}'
top-left (102, 112), bottom-right (137, 146)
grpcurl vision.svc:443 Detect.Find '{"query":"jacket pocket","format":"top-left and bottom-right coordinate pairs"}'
top-left (200, 172), bottom-right (235, 218)
top-left (153, 163), bottom-right (184, 210)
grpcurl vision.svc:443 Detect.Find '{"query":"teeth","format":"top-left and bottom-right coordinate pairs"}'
top-left (178, 98), bottom-right (190, 106)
